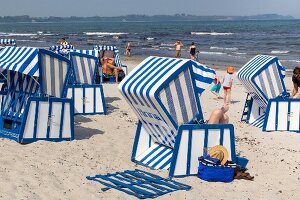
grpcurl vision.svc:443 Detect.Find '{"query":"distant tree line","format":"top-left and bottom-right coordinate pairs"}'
top-left (0, 14), bottom-right (295, 23)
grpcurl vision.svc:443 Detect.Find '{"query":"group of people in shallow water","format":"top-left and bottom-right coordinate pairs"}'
top-left (174, 40), bottom-right (197, 60)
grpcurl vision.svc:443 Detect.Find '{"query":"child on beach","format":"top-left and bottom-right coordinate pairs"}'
top-left (222, 66), bottom-right (235, 105)
top-left (210, 74), bottom-right (222, 98)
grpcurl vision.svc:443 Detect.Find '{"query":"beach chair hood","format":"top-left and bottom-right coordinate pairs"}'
top-left (119, 56), bottom-right (215, 148)
top-left (0, 46), bottom-right (39, 77)
top-left (0, 39), bottom-right (17, 46)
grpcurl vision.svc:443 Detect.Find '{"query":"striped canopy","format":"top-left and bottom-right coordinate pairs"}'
top-left (0, 39), bottom-right (16, 46)
top-left (49, 45), bottom-right (74, 51)
top-left (0, 47), bottom-right (39, 77)
top-left (72, 49), bottom-right (99, 58)
top-left (94, 45), bottom-right (121, 67)
top-left (237, 55), bottom-right (286, 108)
top-left (119, 56), bottom-right (215, 148)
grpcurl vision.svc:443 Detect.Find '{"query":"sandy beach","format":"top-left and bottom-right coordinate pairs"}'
top-left (0, 55), bottom-right (299, 200)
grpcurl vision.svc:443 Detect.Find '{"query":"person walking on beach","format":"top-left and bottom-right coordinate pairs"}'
top-left (189, 42), bottom-right (196, 60)
top-left (125, 41), bottom-right (132, 57)
top-left (59, 38), bottom-right (68, 45)
top-left (174, 40), bottom-right (183, 58)
top-left (291, 67), bottom-right (300, 98)
top-left (222, 66), bottom-right (235, 105)
top-left (211, 74), bottom-right (222, 98)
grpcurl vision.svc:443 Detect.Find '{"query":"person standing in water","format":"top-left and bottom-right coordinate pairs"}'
top-left (125, 41), bottom-right (132, 57)
top-left (174, 40), bottom-right (183, 58)
top-left (189, 42), bottom-right (196, 60)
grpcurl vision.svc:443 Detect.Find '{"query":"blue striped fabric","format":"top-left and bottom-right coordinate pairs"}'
top-left (70, 52), bottom-right (97, 84)
top-left (39, 52), bottom-right (70, 98)
top-left (119, 56), bottom-right (212, 148)
top-left (0, 39), bottom-right (16, 46)
top-left (237, 55), bottom-right (286, 109)
top-left (250, 115), bottom-right (265, 128)
top-left (0, 47), bottom-right (39, 76)
top-left (93, 45), bottom-right (122, 67)
top-left (2, 71), bottom-right (39, 120)
top-left (135, 144), bottom-right (173, 170)
top-left (191, 61), bottom-right (216, 94)
top-left (49, 45), bottom-right (74, 51)
top-left (72, 50), bottom-right (99, 58)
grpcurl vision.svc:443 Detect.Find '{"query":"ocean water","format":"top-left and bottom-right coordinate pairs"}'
top-left (0, 20), bottom-right (299, 69)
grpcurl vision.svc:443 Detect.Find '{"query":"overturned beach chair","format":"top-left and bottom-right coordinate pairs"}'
top-left (49, 44), bottom-right (74, 57)
top-left (94, 45), bottom-right (127, 83)
top-left (66, 52), bottom-right (106, 115)
top-left (237, 55), bottom-right (299, 133)
top-left (0, 47), bottom-right (74, 143)
top-left (119, 56), bottom-right (237, 177)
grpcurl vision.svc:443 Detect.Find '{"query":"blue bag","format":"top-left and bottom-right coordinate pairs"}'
top-left (198, 156), bottom-right (236, 183)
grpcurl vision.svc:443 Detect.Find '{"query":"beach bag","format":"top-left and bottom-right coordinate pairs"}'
top-left (198, 156), bottom-right (236, 183)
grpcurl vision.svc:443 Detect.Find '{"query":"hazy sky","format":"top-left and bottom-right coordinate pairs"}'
top-left (1, 0), bottom-right (299, 18)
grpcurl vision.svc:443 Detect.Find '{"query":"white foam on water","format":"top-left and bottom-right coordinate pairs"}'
top-left (198, 51), bottom-right (227, 55)
top-left (271, 50), bottom-right (289, 54)
top-left (191, 32), bottom-right (234, 36)
top-left (210, 46), bottom-right (238, 51)
top-left (84, 32), bottom-right (128, 36)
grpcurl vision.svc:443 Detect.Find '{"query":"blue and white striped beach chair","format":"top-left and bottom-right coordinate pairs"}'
top-left (94, 45), bottom-right (127, 83)
top-left (0, 39), bottom-right (16, 46)
top-left (237, 55), bottom-right (299, 133)
top-left (119, 56), bottom-right (237, 177)
top-left (65, 52), bottom-right (106, 115)
top-left (49, 44), bottom-right (74, 57)
top-left (0, 47), bottom-right (74, 143)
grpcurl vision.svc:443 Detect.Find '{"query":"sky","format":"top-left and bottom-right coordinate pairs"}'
top-left (0, 0), bottom-right (299, 18)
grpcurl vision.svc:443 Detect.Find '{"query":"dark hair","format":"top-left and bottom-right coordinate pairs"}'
top-left (191, 42), bottom-right (195, 45)
top-left (293, 67), bottom-right (300, 75)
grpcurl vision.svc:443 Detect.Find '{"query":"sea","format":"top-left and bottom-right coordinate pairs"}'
top-left (0, 19), bottom-right (300, 70)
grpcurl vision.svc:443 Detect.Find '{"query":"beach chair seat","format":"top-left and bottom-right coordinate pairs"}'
top-left (119, 56), bottom-right (237, 177)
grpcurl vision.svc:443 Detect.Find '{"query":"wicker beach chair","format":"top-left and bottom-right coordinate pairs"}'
top-left (237, 55), bottom-right (299, 133)
top-left (65, 52), bottom-right (106, 115)
top-left (0, 47), bottom-right (74, 143)
top-left (119, 56), bottom-right (238, 177)
top-left (94, 45), bottom-right (127, 83)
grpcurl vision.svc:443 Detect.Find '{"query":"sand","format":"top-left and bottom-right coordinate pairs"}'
top-left (0, 56), bottom-right (299, 200)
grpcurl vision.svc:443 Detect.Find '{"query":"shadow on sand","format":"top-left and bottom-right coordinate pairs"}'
top-left (74, 115), bottom-right (104, 140)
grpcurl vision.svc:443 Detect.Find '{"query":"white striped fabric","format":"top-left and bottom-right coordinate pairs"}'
top-left (0, 47), bottom-right (39, 76)
top-left (0, 39), bottom-right (16, 46)
top-left (119, 56), bottom-right (211, 148)
top-left (2, 71), bottom-right (38, 119)
top-left (237, 55), bottom-right (286, 109)
top-left (72, 50), bottom-right (99, 58)
top-left (135, 144), bottom-right (172, 170)
top-left (191, 61), bottom-right (215, 94)
top-left (49, 45), bottom-right (74, 51)
top-left (70, 53), bottom-right (97, 84)
top-left (93, 45), bottom-right (122, 67)
top-left (40, 52), bottom-right (69, 98)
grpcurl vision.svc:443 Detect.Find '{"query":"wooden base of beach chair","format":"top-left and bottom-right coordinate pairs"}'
top-left (263, 98), bottom-right (300, 133)
top-left (0, 97), bottom-right (74, 143)
top-left (132, 121), bottom-right (237, 177)
top-left (66, 84), bottom-right (106, 115)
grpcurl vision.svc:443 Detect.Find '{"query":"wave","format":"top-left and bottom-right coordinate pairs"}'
top-left (84, 32), bottom-right (128, 36)
top-left (210, 46), bottom-right (238, 51)
top-left (271, 50), bottom-right (289, 54)
top-left (281, 59), bottom-right (300, 63)
top-left (0, 32), bottom-right (37, 36)
top-left (160, 43), bottom-right (174, 47)
top-left (147, 37), bottom-right (155, 40)
top-left (198, 51), bottom-right (227, 55)
top-left (191, 32), bottom-right (234, 36)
